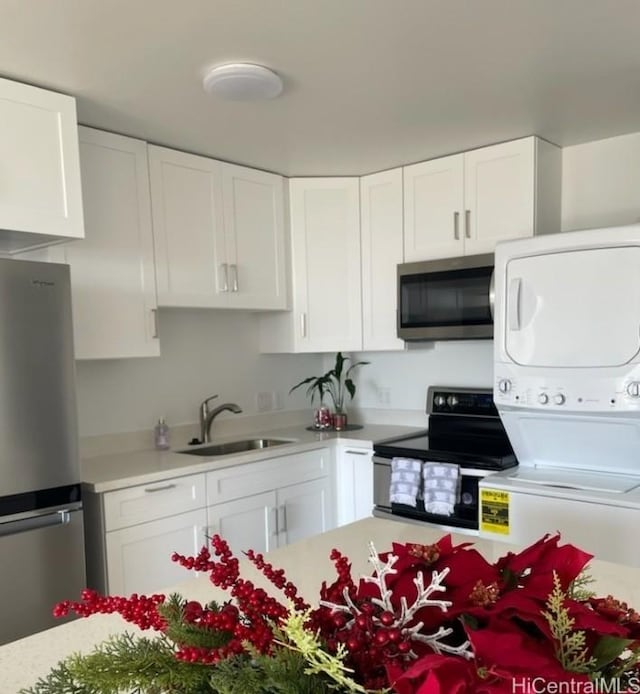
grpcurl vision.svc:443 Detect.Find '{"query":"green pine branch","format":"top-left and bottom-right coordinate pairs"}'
top-left (20, 632), bottom-right (212, 694)
top-left (159, 594), bottom-right (232, 650)
top-left (543, 573), bottom-right (597, 675)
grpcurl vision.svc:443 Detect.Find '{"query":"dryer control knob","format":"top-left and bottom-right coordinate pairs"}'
top-left (434, 394), bottom-right (447, 408)
top-left (554, 393), bottom-right (566, 405)
top-left (538, 393), bottom-right (549, 405)
top-left (498, 379), bottom-right (512, 393)
top-left (447, 394), bottom-right (459, 408)
top-left (627, 381), bottom-right (640, 398)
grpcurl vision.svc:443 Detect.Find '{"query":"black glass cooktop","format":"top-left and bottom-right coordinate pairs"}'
top-left (374, 432), bottom-right (517, 470)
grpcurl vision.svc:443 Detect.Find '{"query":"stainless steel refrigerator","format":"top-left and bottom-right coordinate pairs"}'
top-left (0, 258), bottom-right (85, 644)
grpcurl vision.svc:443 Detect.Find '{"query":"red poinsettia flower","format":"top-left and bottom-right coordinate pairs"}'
top-left (495, 533), bottom-right (593, 597)
top-left (390, 652), bottom-right (515, 694)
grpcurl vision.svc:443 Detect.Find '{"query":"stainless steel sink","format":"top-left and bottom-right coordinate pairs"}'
top-left (178, 438), bottom-right (294, 457)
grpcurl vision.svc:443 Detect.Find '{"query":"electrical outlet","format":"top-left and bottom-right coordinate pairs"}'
top-left (378, 387), bottom-right (391, 406)
top-left (256, 392), bottom-right (272, 412)
top-left (272, 391), bottom-right (283, 410)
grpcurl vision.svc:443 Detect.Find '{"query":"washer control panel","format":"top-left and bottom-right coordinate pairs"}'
top-left (494, 368), bottom-right (640, 412)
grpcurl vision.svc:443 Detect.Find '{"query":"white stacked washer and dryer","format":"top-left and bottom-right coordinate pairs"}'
top-left (480, 224), bottom-right (640, 565)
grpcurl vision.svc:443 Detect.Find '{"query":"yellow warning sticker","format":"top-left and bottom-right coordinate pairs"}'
top-left (480, 489), bottom-right (510, 535)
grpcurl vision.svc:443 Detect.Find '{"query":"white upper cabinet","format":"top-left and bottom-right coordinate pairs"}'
top-left (148, 145), bottom-right (287, 310)
top-left (404, 154), bottom-right (465, 261)
top-left (360, 168), bottom-right (405, 351)
top-left (148, 145), bottom-right (226, 308)
top-left (403, 137), bottom-right (561, 261)
top-left (222, 163), bottom-right (287, 310)
top-left (260, 178), bottom-right (362, 353)
top-left (65, 128), bottom-right (159, 359)
top-left (0, 78), bottom-right (84, 252)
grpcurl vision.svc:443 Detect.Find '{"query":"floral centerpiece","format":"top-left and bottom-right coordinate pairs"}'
top-left (24, 532), bottom-right (640, 694)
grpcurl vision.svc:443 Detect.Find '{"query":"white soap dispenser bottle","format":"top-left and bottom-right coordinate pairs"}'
top-left (154, 417), bottom-right (170, 450)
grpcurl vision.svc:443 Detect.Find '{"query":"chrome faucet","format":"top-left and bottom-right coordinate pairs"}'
top-left (199, 395), bottom-right (243, 443)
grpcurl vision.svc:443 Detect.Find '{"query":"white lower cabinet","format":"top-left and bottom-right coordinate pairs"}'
top-left (84, 473), bottom-right (208, 595)
top-left (276, 476), bottom-right (333, 545)
top-left (105, 508), bottom-right (207, 595)
top-left (85, 448), bottom-right (336, 595)
top-left (205, 447), bottom-right (334, 556)
top-left (334, 444), bottom-right (374, 526)
top-left (208, 491), bottom-right (278, 556)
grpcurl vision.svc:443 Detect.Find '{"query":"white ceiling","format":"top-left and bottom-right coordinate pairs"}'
top-left (2, 0), bottom-right (640, 176)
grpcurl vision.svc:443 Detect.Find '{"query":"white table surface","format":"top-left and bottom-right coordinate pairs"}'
top-left (2, 517), bottom-right (639, 693)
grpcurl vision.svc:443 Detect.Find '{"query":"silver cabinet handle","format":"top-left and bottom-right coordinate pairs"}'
top-left (345, 450), bottom-right (371, 456)
top-left (220, 263), bottom-right (229, 292)
top-left (271, 507), bottom-right (279, 537)
top-left (453, 211), bottom-right (460, 240)
top-left (151, 308), bottom-right (159, 339)
top-left (300, 312), bottom-right (307, 338)
top-left (144, 483), bottom-right (177, 493)
top-left (0, 509), bottom-right (71, 538)
top-left (230, 264), bottom-right (239, 292)
top-left (465, 209), bottom-right (471, 239)
top-left (278, 505), bottom-right (287, 533)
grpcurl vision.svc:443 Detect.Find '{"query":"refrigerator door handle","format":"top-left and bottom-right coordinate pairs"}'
top-left (0, 509), bottom-right (71, 538)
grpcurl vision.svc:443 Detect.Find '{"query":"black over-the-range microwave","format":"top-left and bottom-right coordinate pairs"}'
top-left (397, 253), bottom-right (495, 341)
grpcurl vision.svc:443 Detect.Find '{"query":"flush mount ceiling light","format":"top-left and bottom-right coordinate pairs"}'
top-left (202, 63), bottom-right (283, 101)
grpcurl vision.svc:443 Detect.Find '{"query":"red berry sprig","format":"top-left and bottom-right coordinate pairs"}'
top-left (53, 588), bottom-right (167, 631)
top-left (245, 549), bottom-right (309, 612)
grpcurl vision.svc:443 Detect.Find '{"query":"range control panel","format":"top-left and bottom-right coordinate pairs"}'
top-left (428, 388), bottom-right (498, 417)
top-left (494, 370), bottom-right (640, 412)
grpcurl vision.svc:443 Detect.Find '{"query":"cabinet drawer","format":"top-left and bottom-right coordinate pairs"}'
top-left (206, 448), bottom-right (331, 505)
top-left (103, 473), bottom-right (206, 531)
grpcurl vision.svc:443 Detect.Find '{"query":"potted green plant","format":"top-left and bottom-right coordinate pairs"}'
top-left (289, 352), bottom-right (369, 430)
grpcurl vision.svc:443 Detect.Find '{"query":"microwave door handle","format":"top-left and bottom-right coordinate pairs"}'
top-left (508, 277), bottom-right (522, 330)
top-left (489, 270), bottom-right (495, 320)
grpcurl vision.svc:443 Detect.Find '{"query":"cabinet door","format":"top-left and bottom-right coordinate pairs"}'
top-left (403, 154), bottom-right (464, 261)
top-left (463, 138), bottom-right (535, 255)
top-left (208, 491), bottom-right (277, 557)
top-left (0, 78), bottom-right (84, 250)
top-left (66, 128), bottom-right (159, 359)
top-left (148, 145), bottom-right (227, 308)
top-left (360, 169), bottom-right (405, 351)
top-left (105, 508), bottom-right (208, 595)
top-left (289, 178), bottom-right (362, 352)
top-left (276, 477), bottom-right (334, 547)
top-left (222, 163), bottom-right (288, 310)
top-left (335, 446), bottom-right (374, 526)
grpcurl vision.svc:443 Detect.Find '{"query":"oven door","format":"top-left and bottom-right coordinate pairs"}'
top-left (398, 254), bottom-right (494, 341)
top-left (373, 456), bottom-right (484, 531)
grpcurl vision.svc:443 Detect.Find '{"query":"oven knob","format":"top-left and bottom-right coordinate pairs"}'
top-left (434, 394), bottom-right (447, 408)
top-left (447, 394), bottom-right (459, 408)
top-left (554, 393), bottom-right (566, 405)
top-left (498, 379), bottom-right (512, 393)
top-left (626, 381), bottom-right (640, 398)
top-left (538, 393), bottom-right (549, 405)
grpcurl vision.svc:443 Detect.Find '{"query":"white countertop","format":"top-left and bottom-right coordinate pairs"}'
top-left (81, 423), bottom-right (425, 492)
top-left (3, 516), bottom-right (640, 693)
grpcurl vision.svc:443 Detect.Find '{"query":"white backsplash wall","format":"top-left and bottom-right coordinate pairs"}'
top-left (322, 341), bottom-right (494, 425)
top-left (75, 308), bottom-right (323, 438)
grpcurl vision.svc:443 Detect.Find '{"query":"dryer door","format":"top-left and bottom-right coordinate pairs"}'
top-left (503, 246), bottom-right (640, 367)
